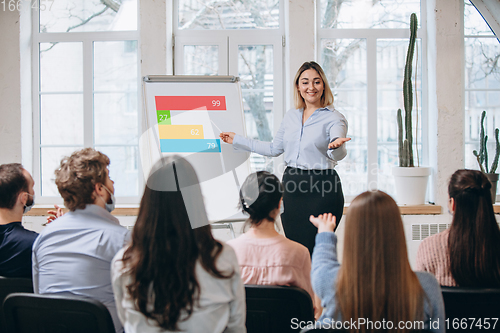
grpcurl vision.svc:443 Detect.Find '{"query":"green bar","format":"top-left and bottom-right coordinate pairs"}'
top-left (157, 110), bottom-right (171, 125)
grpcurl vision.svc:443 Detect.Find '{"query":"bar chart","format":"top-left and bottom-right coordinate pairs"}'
top-left (155, 96), bottom-right (225, 153)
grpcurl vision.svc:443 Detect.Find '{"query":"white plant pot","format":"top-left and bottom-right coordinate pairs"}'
top-left (392, 166), bottom-right (431, 205)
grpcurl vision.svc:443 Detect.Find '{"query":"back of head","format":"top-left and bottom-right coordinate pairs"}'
top-left (239, 171), bottom-right (283, 228)
top-left (122, 156), bottom-right (233, 331)
top-left (337, 190), bottom-right (423, 332)
top-left (55, 148), bottom-right (110, 211)
top-left (293, 61), bottom-right (334, 109)
top-left (0, 163), bottom-right (28, 209)
top-left (448, 169), bottom-right (500, 287)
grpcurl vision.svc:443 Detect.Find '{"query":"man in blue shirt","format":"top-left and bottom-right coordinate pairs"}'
top-left (32, 148), bottom-right (130, 333)
top-left (0, 163), bottom-right (38, 279)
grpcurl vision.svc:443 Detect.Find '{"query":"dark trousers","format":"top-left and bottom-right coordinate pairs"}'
top-left (281, 167), bottom-right (344, 256)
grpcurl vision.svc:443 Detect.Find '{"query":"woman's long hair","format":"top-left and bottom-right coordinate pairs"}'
top-left (448, 169), bottom-right (500, 287)
top-left (336, 191), bottom-right (424, 333)
top-left (121, 157), bottom-right (234, 331)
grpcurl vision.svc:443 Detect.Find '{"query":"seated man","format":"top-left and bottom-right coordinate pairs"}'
top-left (0, 163), bottom-right (38, 278)
top-left (32, 148), bottom-right (130, 333)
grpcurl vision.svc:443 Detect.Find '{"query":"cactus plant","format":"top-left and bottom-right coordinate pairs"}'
top-left (397, 13), bottom-right (417, 167)
top-left (473, 110), bottom-right (500, 174)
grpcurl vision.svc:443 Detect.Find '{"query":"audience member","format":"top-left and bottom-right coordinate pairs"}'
top-left (0, 163), bottom-right (38, 278)
top-left (311, 190), bottom-right (445, 333)
top-left (227, 171), bottom-right (315, 303)
top-left (416, 169), bottom-right (500, 287)
top-left (111, 156), bottom-right (246, 333)
top-left (32, 148), bottom-right (130, 333)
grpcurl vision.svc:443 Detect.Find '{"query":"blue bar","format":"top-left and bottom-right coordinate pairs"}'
top-left (160, 139), bottom-right (221, 153)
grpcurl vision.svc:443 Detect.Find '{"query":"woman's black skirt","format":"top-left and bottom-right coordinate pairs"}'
top-left (281, 167), bottom-right (344, 255)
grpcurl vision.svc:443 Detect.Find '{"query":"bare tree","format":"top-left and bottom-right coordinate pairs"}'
top-left (40, 0), bottom-right (122, 51)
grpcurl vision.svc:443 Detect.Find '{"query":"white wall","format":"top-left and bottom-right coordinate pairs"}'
top-left (0, 10), bottom-right (22, 164)
top-left (427, 0), bottom-right (465, 208)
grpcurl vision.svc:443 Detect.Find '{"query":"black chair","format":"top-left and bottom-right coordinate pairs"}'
top-left (441, 286), bottom-right (500, 332)
top-left (3, 293), bottom-right (116, 333)
top-left (0, 277), bottom-right (33, 332)
top-left (245, 284), bottom-right (314, 333)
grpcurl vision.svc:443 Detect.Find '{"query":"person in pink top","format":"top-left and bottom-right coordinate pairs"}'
top-left (416, 169), bottom-right (500, 287)
top-left (227, 171), bottom-right (318, 315)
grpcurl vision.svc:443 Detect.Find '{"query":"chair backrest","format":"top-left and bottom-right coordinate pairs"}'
top-left (3, 293), bottom-right (116, 333)
top-left (0, 276), bottom-right (34, 332)
top-left (441, 286), bottom-right (500, 332)
top-left (245, 284), bottom-right (314, 333)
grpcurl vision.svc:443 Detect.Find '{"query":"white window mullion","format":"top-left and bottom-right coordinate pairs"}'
top-left (367, 37), bottom-right (378, 190)
top-left (36, 31), bottom-right (139, 43)
top-left (174, 35), bottom-right (228, 75)
top-left (32, 14), bottom-right (42, 198)
top-left (83, 40), bottom-right (94, 148)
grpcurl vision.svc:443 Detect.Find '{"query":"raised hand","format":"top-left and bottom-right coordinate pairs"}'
top-left (328, 137), bottom-right (351, 150)
top-left (219, 132), bottom-right (236, 144)
top-left (309, 213), bottom-right (336, 233)
top-left (44, 204), bottom-right (65, 225)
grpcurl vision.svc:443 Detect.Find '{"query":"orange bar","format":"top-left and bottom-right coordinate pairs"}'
top-left (158, 125), bottom-right (204, 139)
top-left (155, 96), bottom-right (226, 111)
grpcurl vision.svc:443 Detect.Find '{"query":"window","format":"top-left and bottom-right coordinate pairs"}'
top-left (174, 0), bottom-right (284, 173)
top-left (33, 0), bottom-right (140, 204)
top-left (464, 0), bottom-right (500, 187)
top-left (318, 0), bottom-right (425, 199)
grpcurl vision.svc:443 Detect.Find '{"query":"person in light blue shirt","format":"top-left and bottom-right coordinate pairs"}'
top-left (32, 148), bottom-right (130, 333)
top-left (220, 61), bottom-right (350, 255)
top-left (309, 191), bottom-right (445, 333)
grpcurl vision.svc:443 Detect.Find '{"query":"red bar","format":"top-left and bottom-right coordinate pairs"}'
top-left (155, 96), bottom-right (226, 111)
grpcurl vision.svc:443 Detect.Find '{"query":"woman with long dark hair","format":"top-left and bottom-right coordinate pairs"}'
top-left (416, 169), bottom-right (500, 287)
top-left (220, 61), bottom-right (350, 255)
top-left (111, 157), bottom-right (246, 332)
top-left (311, 190), bottom-right (444, 333)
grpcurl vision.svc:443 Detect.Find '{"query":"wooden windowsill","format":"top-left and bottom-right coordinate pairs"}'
top-left (26, 204), bottom-right (443, 217)
top-left (343, 204), bottom-right (442, 215)
top-left (25, 206), bottom-right (139, 216)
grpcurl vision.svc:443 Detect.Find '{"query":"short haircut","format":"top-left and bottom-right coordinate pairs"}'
top-left (55, 148), bottom-right (110, 211)
top-left (0, 163), bottom-right (29, 209)
top-left (293, 61), bottom-right (334, 110)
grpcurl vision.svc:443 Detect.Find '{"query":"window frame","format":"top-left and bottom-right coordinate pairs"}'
top-left (32, 3), bottom-right (142, 205)
top-left (463, 1), bottom-right (500, 200)
top-left (173, 0), bottom-right (286, 175)
top-left (316, 0), bottom-right (429, 201)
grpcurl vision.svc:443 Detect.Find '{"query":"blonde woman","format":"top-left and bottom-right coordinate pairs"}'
top-left (220, 61), bottom-right (350, 255)
top-left (310, 191), bottom-right (445, 333)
